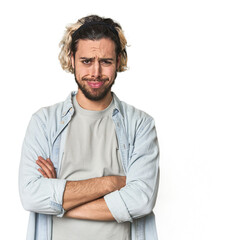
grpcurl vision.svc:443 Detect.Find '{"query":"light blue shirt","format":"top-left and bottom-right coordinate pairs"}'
top-left (19, 91), bottom-right (160, 240)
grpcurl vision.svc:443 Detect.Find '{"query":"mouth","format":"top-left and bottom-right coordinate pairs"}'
top-left (87, 81), bottom-right (105, 89)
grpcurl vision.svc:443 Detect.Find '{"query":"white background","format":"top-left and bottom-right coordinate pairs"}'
top-left (0, 0), bottom-right (232, 239)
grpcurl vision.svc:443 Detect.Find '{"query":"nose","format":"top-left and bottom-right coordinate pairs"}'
top-left (91, 61), bottom-right (101, 79)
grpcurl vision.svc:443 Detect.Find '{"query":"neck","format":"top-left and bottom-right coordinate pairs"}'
top-left (76, 90), bottom-right (113, 111)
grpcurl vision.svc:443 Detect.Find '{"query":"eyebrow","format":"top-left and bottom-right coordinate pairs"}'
top-left (79, 57), bottom-right (114, 61)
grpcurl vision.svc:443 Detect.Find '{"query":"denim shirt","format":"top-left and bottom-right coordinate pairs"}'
top-left (19, 91), bottom-right (160, 240)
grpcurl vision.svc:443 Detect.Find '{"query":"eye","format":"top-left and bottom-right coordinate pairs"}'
top-left (82, 59), bottom-right (91, 64)
top-left (101, 60), bottom-right (112, 66)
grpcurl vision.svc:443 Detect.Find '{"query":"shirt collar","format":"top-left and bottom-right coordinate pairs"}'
top-left (111, 92), bottom-right (124, 118)
top-left (62, 91), bottom-right (124, 118)
top-left (62, 91), bottom-right (76, 117)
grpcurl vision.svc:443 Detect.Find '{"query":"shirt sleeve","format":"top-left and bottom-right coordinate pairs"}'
top-left (19, 113), bottom-right (67, 216)
top-left (104, 118), bottom-right (160, 223)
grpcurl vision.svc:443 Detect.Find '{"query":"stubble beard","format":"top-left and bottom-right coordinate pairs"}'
top-left (74, 71), bottom-right (117, 101)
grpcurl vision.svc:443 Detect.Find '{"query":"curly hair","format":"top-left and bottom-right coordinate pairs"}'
top-left (59, 15), bottom-right (128, 74)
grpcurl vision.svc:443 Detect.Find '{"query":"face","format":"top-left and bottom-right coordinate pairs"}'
top-left (72, 38), bottom-right (120, 101)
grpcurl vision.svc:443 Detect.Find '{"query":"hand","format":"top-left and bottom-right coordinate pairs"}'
top-left (36, 156), bottom-right (57, 178)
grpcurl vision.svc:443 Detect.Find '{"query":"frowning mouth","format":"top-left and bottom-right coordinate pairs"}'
top-left (82, 77), bottom-right (109, 89)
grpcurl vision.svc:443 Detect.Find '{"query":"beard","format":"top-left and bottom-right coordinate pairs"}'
top-left (74, 71), bottom-right (117, 101)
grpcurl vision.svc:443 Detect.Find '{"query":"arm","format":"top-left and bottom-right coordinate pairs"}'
top-left (104, 118), bottom-right (160, 223)
top-left (66, 119), bottom-right (159, 222)
top-left (64, 198), bottom-right (115, 221)
top-left (62, 176), bottom-right (125, 211)
top-left (36, 157), bottom-right (121, 221)
top-left (19, 113), bottom-right (125, 216)
top-left (36, 157), bottom-right (126, 211)
top-left (19, 114), bottom-right (66, 216)
top-left (36, 118), bottom-right (159, 222)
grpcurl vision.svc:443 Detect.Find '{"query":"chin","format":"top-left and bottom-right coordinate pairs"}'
top-left (83, 90), bottom-right (110, 101)
top-left (76, 78), bottom-right (115, 101)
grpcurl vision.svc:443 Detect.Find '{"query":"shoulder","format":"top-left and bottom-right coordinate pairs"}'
top-left (31, 92), bottom-right (74, 127)
top-left (118, 99), bottom-right (156, 138)
top-left (113, 92), bottom-right (154, 124)
top-left (32, 101), bottom-right (64, 125)
top-left (120, 100), bottom-right (153, 123)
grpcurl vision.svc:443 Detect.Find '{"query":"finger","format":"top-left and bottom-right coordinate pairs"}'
top-left (37, 157), bottom-right (56, 178)
top-left (46, 158), bottom-right (56, 178)
top-left (38, 168), bottom-right (48, 178)
top-left (38, 158), bottom-right (54, 172)
top-left (46, 158), bottom-right (53, 166)
top-left (36, 160), bottom-right (53, 178)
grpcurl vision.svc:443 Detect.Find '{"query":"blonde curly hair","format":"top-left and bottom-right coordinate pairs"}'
top-left (59, 15), bottom-right (128, 74)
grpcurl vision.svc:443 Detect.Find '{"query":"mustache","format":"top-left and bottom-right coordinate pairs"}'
top-left (82, 77), bottom-right (109, 82)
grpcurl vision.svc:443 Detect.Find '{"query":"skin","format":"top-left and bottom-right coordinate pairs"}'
top-left (37, 156), bottom-right (118, 221)
top-left (36, 38), bottom-right (125, 221)
top-left (71, 38), bottom-right (120, 110)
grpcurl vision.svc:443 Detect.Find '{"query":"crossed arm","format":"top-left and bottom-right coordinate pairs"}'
top-left (36, 156), bottom-right (126, 221)
top-left (20, 115), bottom-right (159, 224)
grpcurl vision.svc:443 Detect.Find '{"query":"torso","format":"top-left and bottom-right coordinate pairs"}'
top-left (52, 95), bottom-right (131, 240)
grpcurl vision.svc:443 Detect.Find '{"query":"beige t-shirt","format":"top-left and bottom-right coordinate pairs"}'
top-left (52, 95), bottom-right (131, 240)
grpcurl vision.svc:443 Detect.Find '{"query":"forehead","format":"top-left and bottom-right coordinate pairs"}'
top-left (76, 38), bottom-right (116, 58)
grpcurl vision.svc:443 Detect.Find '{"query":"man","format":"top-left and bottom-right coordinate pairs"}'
top-left (19, 15), bottom-right (160, 240)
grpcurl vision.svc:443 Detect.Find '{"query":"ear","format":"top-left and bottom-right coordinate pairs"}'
top-left (71, 52), bottom-right (75, 69)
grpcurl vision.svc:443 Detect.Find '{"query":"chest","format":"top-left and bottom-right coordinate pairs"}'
top-left (50, 112), bottom-right (133, 180)
top-left (58, 116), bottom-right (125, 179)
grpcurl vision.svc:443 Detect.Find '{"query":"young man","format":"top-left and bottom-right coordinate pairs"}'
top-left (19, 15), bottom-right (160, 240)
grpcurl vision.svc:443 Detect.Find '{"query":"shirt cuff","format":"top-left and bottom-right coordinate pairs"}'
top-left (104, 190), bottom-right (133, 223)
top-left (50, 178), bottom-right (67, 217)
top-left (56, 207), bottom-right (66, 218)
